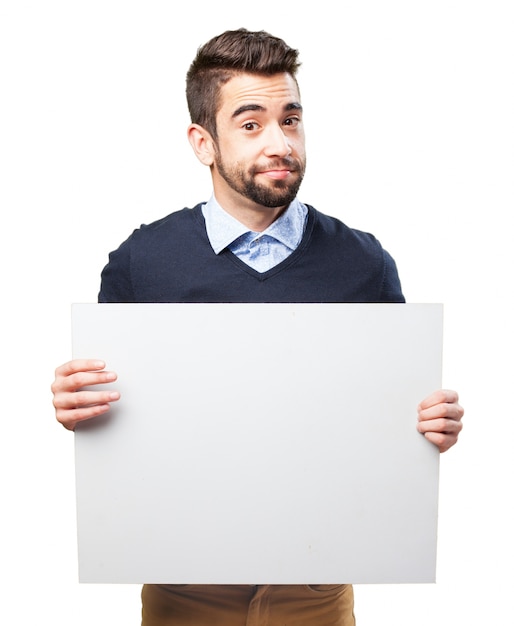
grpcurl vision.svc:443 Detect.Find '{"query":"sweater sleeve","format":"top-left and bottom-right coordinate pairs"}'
top-left (379, 248), bottom-right (405, 303)
top-left (97, 235), bottom-right (136, 303)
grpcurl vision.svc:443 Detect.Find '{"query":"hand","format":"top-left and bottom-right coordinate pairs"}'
top-left (51, 359), bottom-right (120, 431)
top-left (417, 389), bottom-right (464, 453)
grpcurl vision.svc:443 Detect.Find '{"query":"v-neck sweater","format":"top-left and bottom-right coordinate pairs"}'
top-left (98, 203), bottom-right (405, 304)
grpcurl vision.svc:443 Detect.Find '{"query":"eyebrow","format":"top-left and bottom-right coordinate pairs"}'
top-left (232, 102), bottom-right (303, 118)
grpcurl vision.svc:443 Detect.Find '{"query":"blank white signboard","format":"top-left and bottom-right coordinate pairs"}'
top-left (72, 303), bottom-right (442, 584)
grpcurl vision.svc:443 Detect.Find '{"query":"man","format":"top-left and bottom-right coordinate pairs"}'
top-left (51, 28), bottom-right (464, 626)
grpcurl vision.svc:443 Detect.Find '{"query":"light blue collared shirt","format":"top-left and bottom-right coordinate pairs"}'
top-left (202, 195), bottom-right (308, 273)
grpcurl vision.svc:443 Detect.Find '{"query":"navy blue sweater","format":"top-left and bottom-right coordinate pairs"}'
top-left (98, 204), bottom-right (405, 304)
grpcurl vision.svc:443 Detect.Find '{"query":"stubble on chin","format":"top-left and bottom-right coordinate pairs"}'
top-left (215, 155), bottom-right (305, 209)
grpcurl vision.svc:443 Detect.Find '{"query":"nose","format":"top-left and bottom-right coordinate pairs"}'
top-left (263, 123), bottom-right (292, 158)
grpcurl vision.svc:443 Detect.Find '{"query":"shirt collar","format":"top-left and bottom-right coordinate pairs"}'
top-left (202, 195), bottom-right (307, 255)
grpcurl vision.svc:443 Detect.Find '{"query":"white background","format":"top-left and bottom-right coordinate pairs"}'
top-left (1, 1), bottom-right (512, 624)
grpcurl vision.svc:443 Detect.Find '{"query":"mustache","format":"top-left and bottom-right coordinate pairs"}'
top-left (252, 157), bottom-right (302, 173)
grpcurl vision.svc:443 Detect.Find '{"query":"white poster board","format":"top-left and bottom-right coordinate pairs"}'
top-left (72, 303), bottom-right (442, 584)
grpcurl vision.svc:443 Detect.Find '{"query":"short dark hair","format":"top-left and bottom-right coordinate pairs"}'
top-left (186, 28), bottom-right (301, 139)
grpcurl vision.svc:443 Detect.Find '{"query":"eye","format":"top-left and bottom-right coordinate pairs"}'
top-left (242, 122), bottom-right (259, 131)
top-left (283, 116), bottom-right (300, 128)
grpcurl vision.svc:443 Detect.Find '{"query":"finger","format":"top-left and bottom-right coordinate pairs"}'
top-left (52, 369), bottom-right (118, 395)
top-left (418, 401), bottom-right (464, 423)
top-left (53, 389), bottom-right (121, 411)
top-left (422, 430), bottom-right (460, 454)
top-left (69, 369), bottom-right (118, 392)
top-left (418, 388), bottom-right (459, 411)
top-left (56, 402), bottom-right (114, 431)
top-left (417, 416), bottom-right (463, 436)
top-left (54, 359), bottom-right (107, 378)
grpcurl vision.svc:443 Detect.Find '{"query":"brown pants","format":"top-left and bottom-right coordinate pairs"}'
top-left (141, 584), bottom-right (355, 626)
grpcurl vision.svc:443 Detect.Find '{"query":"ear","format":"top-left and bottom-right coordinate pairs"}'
top-left (187, 123), bottom-right (216, 166)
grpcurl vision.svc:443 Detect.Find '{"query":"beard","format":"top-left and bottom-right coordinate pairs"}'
top-left (214, 153), bottom-right (306, 209)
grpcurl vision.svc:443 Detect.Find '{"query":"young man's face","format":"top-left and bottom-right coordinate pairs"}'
top-left (211, 72), bottom-right (306, 222)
